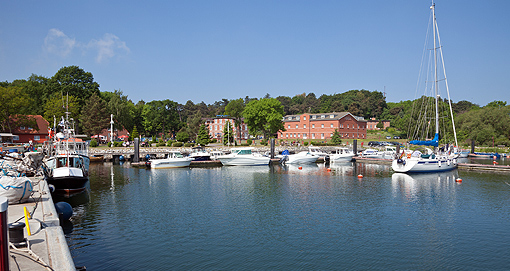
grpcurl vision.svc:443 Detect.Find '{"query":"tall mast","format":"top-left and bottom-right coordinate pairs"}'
top-left (432, 2), bottom-right (439, 136)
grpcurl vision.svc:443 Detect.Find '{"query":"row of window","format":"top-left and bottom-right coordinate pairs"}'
top-left (12, 135), bottom-right (47, 141)
top-left (287, 123), bottom-right (365, 129)
top-left (286, 114), bottom-right (339, 121)
top-left (283, 133), bottom-right (365, 139)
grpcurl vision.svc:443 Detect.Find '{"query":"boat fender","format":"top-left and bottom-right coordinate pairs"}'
top-left (407, 154), bottom-right (411, 159)
top-left (447, 160), bottom-right (450, 166)
top-left (55, 201), bottom-right (73, 221)
top-left (438, 160), bottom-right (441, 167)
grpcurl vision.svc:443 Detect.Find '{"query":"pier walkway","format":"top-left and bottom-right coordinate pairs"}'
top-left (6, 176), bottom-right (75, 270)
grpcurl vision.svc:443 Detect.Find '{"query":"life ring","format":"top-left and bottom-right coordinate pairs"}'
top-left (407, 153), bottom-right (411, 159)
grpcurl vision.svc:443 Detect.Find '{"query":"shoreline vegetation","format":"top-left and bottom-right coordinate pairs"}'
top-left (1, 65), bottom-right (509, 148)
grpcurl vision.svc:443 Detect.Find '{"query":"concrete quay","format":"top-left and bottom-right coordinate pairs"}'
top-left (6, 176), bottom-right (75, 270)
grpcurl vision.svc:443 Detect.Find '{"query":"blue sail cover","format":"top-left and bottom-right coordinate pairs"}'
top-left (409, 133), bottom-right (439, 147)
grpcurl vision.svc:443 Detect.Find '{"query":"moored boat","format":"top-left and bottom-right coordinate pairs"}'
top-left (283, 151), bottom-right (319, 164)
top-left (150, 151), bottom-right (193, 169)
top-left (217, 147), bottom-right (270, 166)
top-left (329, 147), bottom-right (355, 162)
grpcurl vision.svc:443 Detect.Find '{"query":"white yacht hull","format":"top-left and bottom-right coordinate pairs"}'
top-left (330, 153), bottom-right (355, 162)
top-left (392, 156), bottom-right (458, 173)
top-left (218, 156), bottom-right (270, 166)
top-left (151, 158), bottom-right (193, 169)
top-left (285, 153), bottom-right (319, 164)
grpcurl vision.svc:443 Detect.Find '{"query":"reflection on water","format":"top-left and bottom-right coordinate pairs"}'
top-left (66, 163), bottom-right (510, 270)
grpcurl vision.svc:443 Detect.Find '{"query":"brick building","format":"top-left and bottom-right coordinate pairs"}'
top-left (366, 118), bottom-right (390, 130)
top-left (278, 112), bottom-right (367, 141)
top-left (204, 116), bottom-right (249, 143)
top-left (9, 115), bottom-right (50, 144)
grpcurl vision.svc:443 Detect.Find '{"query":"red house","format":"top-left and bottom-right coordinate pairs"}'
top-left (10, 115), bottom-right (50, 144)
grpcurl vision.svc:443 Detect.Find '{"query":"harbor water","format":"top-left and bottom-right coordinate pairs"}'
top-left (62, 161), bottom-right (510, 270)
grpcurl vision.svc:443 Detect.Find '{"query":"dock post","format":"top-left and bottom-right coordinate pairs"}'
top-left (0, 196), bottom-right (9, 271)
top-left (353, 139), bottom-right (358, 156)
top-left (134, 138), bottom-right (140, 163)
top-left (270, 138), bottom-right (275, 159)
top-left (471, 139), bottom-right (475, 154)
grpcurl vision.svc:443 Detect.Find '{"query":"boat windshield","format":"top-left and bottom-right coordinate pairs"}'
top-left (233, 149), bottom-right (252, 155)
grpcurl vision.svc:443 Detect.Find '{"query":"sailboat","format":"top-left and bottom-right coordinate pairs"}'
top-left (392, 2), bottom-right (459, 173)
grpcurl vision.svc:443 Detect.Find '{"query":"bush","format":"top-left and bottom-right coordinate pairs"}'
top-left (107, 142), bottom-right (112, 147)
top-left (114, 141), bottom-right (123, 147)
top-left (303, 141), bottom-right (309, 146)
top-left (247, 139), bottom-right (252, 145)
top-left (172, 142), bottom-right (183, 147)
top-left (184, 143), bottom-right (195, 147)
top-left (156, 142), bottom-right (166, 147)
top-left (166, 140), bottom-right (174, 147)
top-left (90, 139), bottom-right (98, 147)
top-left (260, 140), bottom-right (268, 146)
top-left (240, 143), bottom-right (250, 146)
top-left (211, 139), bottom-right (217, 143)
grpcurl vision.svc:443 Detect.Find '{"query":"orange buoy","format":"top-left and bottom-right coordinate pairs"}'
top-left (358, 174), bottom-right (363, 178)
top-left (298, 166), bottom-right (302, 170)
top-left (456, 178), bottom-right (462, 182)
top-left (327, 168), bottom-right (331, 172)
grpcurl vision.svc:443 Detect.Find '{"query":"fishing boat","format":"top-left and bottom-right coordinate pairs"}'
top-left (308, 146), bottom-right (330, 161)
top-left (392, 2), bottom-right (459, 173)
top-left (150, 151), bottom-right (193, 169)
top-left (329, 147), bottom-right (355, 162)
top-left (188, 146), bottom-right (211, 161)
top-left (43, 115), bottom-right (90, 193)
top-left (217, 147), bottom-right (270, 166)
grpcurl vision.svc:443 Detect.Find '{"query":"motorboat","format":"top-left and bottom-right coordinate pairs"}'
top-left (361, 148), bottom-right (385, 159)
top-left (43, 115), bottom-right (90, 193)
top-left (283, 151), bottom-right (319, 164)
top-left (308, 146), bottom-right (329, 161)
top-left (329, 147), bottom-right (355, 162)
top-left (150, 151), bottom-right (193, 169)
top-left (188, 146), bottom-right (211, 161)
top-left (217, 147), bottom-right (270, 166)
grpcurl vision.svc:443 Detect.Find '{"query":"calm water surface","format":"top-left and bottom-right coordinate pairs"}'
top-left (61, 161), bottom-right (510, 270)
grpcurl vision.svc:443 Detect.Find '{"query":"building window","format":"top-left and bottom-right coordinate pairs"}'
top-left (330, 133), bottom-right (333, 137)
top-left (288, 116), bottom-right (292, 120)
top-left (296, 125), bottom-right (298, 129)
top-left (13, 135), bottom-right (19, 141)
top-left (330, 114), bottom-right (334, 118)
top-left (312, 133), bottom-right (315, 139)
top-left (321, 124), bottom-right (324, 128)
top-left (20, 127), bottom-right (25, 130)
top-left (304, 124), bottom-right (306, 128)
top-left (298, 133), bottom-right (301, 138)
top-left (321, 133), bottom-right (324, 139)
top-left (312, 115), bottom-right (316, 119)
top-left (330, 124), bottom-right (333, 128)
top-left (215, 119), bottom-right (217, 124)
top-left (303, 116), bottom-right (306, 120)
top-left (286, 134), bottom-right (289, 138)
top-left (312, 124), bottom-right (315, 128)
top-left (288, 125), bottom-right (291, 129)
top-left (347, 124), bottom-right (349, 128)
top-left (321, 115), bottom-right (325, 119)
top-left (34, 136), bottom-right (40, 141)
top-left (297, 116), bottom-right (300, 121)
top-left (303, 133), bottom-right (307, 139)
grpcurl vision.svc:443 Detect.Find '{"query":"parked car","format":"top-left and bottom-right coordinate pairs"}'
top-left (386, 136), bottom-right (391, 139)
top-left (368, 141), bottom-right (381, 147)
top-left (393, 136), bottom-right (401, 139)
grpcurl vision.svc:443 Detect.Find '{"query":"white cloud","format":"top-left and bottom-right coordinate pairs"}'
top-left (87, 33), bottom-right (130, 63)
top-left (42, 29), bottom-right (130, 64)
top-left (43, 28), bottom-right (76, 57)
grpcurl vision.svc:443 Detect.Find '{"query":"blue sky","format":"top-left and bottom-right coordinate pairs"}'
top-left (1, 0), bottom-right (509, 106)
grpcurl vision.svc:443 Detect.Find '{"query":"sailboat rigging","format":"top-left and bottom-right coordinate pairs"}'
top-left (392, 1), bottom-right (459, 173)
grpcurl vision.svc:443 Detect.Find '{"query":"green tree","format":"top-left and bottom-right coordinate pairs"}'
top-left (131, 125), bottom-right (139, 140)
top-left (196, 124), bottom-right (210, 146)
top-left (176, 129), bottom-right (190, 143)
top-left (331, 129), bottom-right (342, 145)
top-left (102, 90), bottom-right (135, 132)
top-left (43, 94), bottom-right (80, 124)
top-left (224, 98), bottom-right (245, 143)
top-left (222, 121), bottom-right (234, 145)
top-left (243, 98), bottom-right (285, 139)
top-left (46, 66), bottom-right (100, 109)
top-left (79, 93), bottom-right (110, 136)
top-left (0, 86), bottom-right (33, 132)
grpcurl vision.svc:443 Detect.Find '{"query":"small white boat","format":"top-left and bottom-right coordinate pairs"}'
top-left (188, 146), bottom-right (211, 161)
top-left (284, 151), bottom-right (319, 164)
top-left (329, 147), bottom-right (355, 162)
top-left (150, 151), bottom-right (193, 169)
top-left (361, 148), bottom-right (385, 159)
top-left (218, 147), bottom-right (270, 166)
top-left (308, 146), bottom-right (329, 160)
